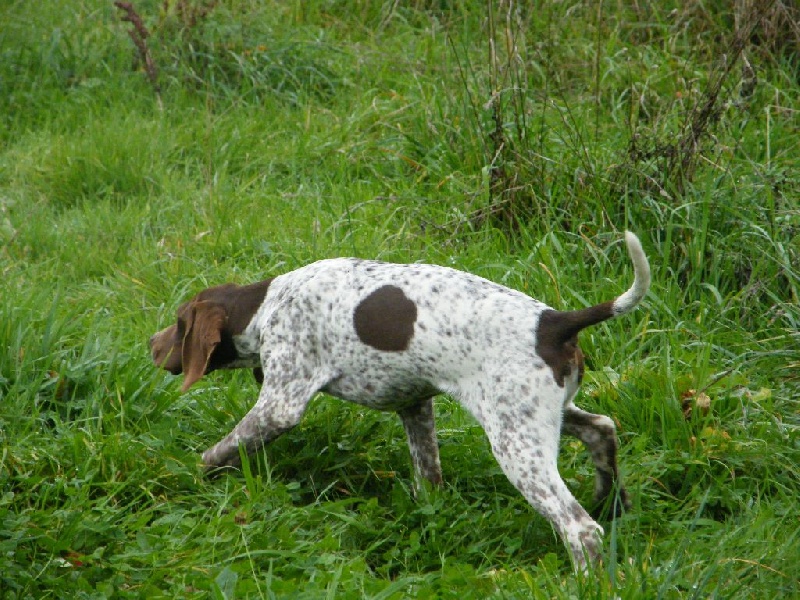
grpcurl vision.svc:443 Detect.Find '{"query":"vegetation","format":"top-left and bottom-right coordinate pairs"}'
top-left (1, 0), bottom-right (798, 597)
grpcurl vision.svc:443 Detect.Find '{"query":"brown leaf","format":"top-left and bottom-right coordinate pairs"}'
top-left (681, 389), bottom-right (712, 419)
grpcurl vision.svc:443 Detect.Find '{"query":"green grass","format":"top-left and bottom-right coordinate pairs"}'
top-left (1, 0), bottom-right (798, 597)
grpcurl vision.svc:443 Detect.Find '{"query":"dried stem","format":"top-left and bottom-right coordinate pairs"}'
top-left (669, 0), bottom-right (776, 192)
top-left (115, 1), bottom-right (162, 108)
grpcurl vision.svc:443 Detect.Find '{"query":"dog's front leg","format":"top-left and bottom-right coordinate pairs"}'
top-left (201, 394), bottom-right (303, 470)
top-left (398, 397), bottom-right (443, 496)
top-left (202, 362), bottom-right (337, 471)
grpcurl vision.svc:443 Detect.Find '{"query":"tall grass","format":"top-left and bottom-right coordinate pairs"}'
top-left (1, 0), bottom-right (798, 597)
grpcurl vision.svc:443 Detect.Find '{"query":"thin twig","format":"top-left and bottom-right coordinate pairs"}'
top-left (115, 1), bottom-right (162, 108)
top-left (669, 0), bottom-right (778, 193)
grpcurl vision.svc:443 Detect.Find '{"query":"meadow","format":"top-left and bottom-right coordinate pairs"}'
top-left (1, 0), bottom-right (798, 597)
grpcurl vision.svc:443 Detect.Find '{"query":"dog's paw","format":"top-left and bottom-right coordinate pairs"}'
top-left (201, 447), bottom-right (242, 477)
top-left (202, 463), bottom-right (240, 479)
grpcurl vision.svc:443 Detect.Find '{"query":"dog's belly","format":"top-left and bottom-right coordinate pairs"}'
top-left (321, 372), bottom-right (440, 411)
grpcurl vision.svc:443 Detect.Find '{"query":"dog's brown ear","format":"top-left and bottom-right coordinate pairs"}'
top-left (180, 301), bottom-right (228, 392)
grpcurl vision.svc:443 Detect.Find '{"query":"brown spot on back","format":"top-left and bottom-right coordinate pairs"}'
top-left (354, 285), bottom-right (417, 352)
top-left (536, 303), bottom-right (613, 387)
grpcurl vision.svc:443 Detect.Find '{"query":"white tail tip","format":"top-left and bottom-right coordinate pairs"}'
top-left (612, 231), bottom-right (651, 315)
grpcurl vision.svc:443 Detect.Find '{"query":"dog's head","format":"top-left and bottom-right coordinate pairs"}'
top-left (149, 280), bottom-right (271, 391)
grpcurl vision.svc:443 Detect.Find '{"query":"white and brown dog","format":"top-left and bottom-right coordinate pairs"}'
top-left (150, 232), bottom-right (650, 569)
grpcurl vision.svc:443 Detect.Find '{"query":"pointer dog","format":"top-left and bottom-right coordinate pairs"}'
top-left (150, 232), bottom-right (650, 568)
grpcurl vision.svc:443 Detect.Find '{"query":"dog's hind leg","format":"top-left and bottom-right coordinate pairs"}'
top-left (459, 375), bottom-right (604, 571)
top-left (485, 410), bottom-right (604, 570)
top-left (562, 402), bottom-right (630, 518)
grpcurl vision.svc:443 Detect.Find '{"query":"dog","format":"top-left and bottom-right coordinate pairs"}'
top-left (150, 231), bottom-right (650, 569)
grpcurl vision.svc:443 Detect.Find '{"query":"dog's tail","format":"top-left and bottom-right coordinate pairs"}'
top-left (610, 231), bottom-right (651, 317)
top-left (539, 232), bottom-right (650, 342)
